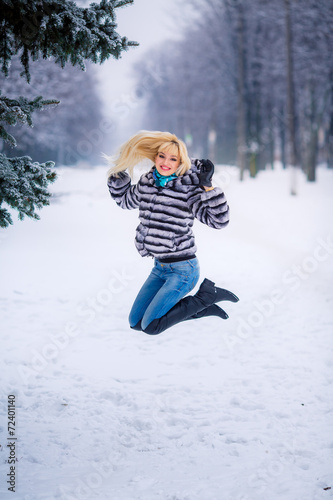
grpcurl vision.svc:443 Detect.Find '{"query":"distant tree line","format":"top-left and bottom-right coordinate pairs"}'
top-left (134, 0), bottom-right (333, 182)
top-left (0, 57), bottom-right (103, 165)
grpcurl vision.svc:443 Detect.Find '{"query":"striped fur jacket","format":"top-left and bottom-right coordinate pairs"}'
top-left (107, 159), bottom-right (229, 260)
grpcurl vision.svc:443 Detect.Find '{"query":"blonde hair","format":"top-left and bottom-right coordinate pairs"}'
top-left (104, 130), bottom-right (191, 178)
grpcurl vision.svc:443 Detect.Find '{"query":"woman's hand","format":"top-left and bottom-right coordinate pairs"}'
top-left (199, 159), bottom-right (215, 189)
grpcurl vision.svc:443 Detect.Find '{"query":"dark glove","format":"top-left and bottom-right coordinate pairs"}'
top-left (199, 159), bottom-right (214, 187)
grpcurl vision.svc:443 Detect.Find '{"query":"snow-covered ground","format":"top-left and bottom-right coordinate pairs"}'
top-left (0, 163), bottom-right (332, 500)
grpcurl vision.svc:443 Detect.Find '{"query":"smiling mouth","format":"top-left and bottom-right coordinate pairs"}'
top-left (160, 165), bottom-right (171, 170)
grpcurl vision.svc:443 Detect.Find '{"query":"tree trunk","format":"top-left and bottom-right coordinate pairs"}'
top-left (328, 118), bottom-right (333, 169)
top-left (248, 13), bottom-right (263, 178)
top-left (304, 77), bottom-right (330, 179)
top-left (269, 125), bottom-right (275, 170)
top-left (327, 71), bottom-right (333, 169)
top-left (249, 152), bottom-right (256, 177)
top-left (305, 84), bottom-right (318, 182)
top-left (236, 1), bottom-right (247, 181)
top-left (306, 127), bottom-right (318, 181)
top-left (285, 0), bottom-right (298, 195)
top-left (280, 107), bottom-right (287, 168)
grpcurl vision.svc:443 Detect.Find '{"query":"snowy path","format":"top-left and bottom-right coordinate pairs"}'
top-left (0, 164), bottom-right (332, 500)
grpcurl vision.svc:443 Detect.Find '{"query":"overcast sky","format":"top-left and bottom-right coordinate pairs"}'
top-left (95, 0), bottom-right (192, 145)
top-left (97, 0), bottom-right (186, 101)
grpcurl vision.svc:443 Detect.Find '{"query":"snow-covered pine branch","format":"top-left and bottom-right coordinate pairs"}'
top-left (0, 0), bottom-right (138, 82)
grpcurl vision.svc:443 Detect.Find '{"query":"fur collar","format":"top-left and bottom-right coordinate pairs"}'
top-left (144, 159), bottom-right (202, 188)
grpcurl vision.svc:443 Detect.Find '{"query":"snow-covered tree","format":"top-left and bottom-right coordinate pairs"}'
top-left (0, 92), bottom-right (58, 227)
top-left (0, 57), bottom-right (103, 165)
top-left (135, 0), bottom-right (333, 184)
top-left (0, 0), bottom-right (138, 228)
top-left (292, 0), bottom-right (333, 181)
top-left (0, 0), bottom-right (137, 82)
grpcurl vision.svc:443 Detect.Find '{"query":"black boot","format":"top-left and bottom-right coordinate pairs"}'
top-left (142, 278), bottom-right (222, 335)
top-left (189, 304), bottom-right (229, 320)
top-left (132, 305), bottom-right (228, 333)
top-left (130, 321), bottom-right (142, 331)
top-left (202, 279), bottom-right (239, 304)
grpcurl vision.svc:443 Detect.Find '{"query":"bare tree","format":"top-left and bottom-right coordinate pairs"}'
top-left (133, 0), bottom-right (333, 187)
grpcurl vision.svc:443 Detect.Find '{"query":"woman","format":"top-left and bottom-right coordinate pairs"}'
top-left (106, 130), bottom-right (239, 335)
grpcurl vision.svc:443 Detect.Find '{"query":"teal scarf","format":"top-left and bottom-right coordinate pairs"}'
top-left (152, 167), bottom-right (177, 187)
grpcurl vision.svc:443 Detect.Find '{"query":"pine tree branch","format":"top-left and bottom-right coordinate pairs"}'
top-left (0, 92), bottom-right (59, 146)
top-left (0, 90), bottom-right (58, 227)
top-left (114, 0), bottom-right (135, 8)
top-left (0, 0), bottom-right (139, 82)
top-left (0, 153), bottom-right (57, 228)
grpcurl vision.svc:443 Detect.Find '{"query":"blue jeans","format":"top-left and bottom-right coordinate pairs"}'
top-left (129, 258), bottom-right (200, 330)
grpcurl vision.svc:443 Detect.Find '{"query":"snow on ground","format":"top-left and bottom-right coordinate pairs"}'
top-left (0, 162), bottom-right (332, 500)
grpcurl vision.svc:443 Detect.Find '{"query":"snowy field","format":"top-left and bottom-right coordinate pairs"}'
top-left (0, 162), bottom-right (332, 500)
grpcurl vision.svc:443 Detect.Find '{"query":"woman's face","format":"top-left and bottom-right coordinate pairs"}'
top-left (154, 150), bottom-right (180, 176)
